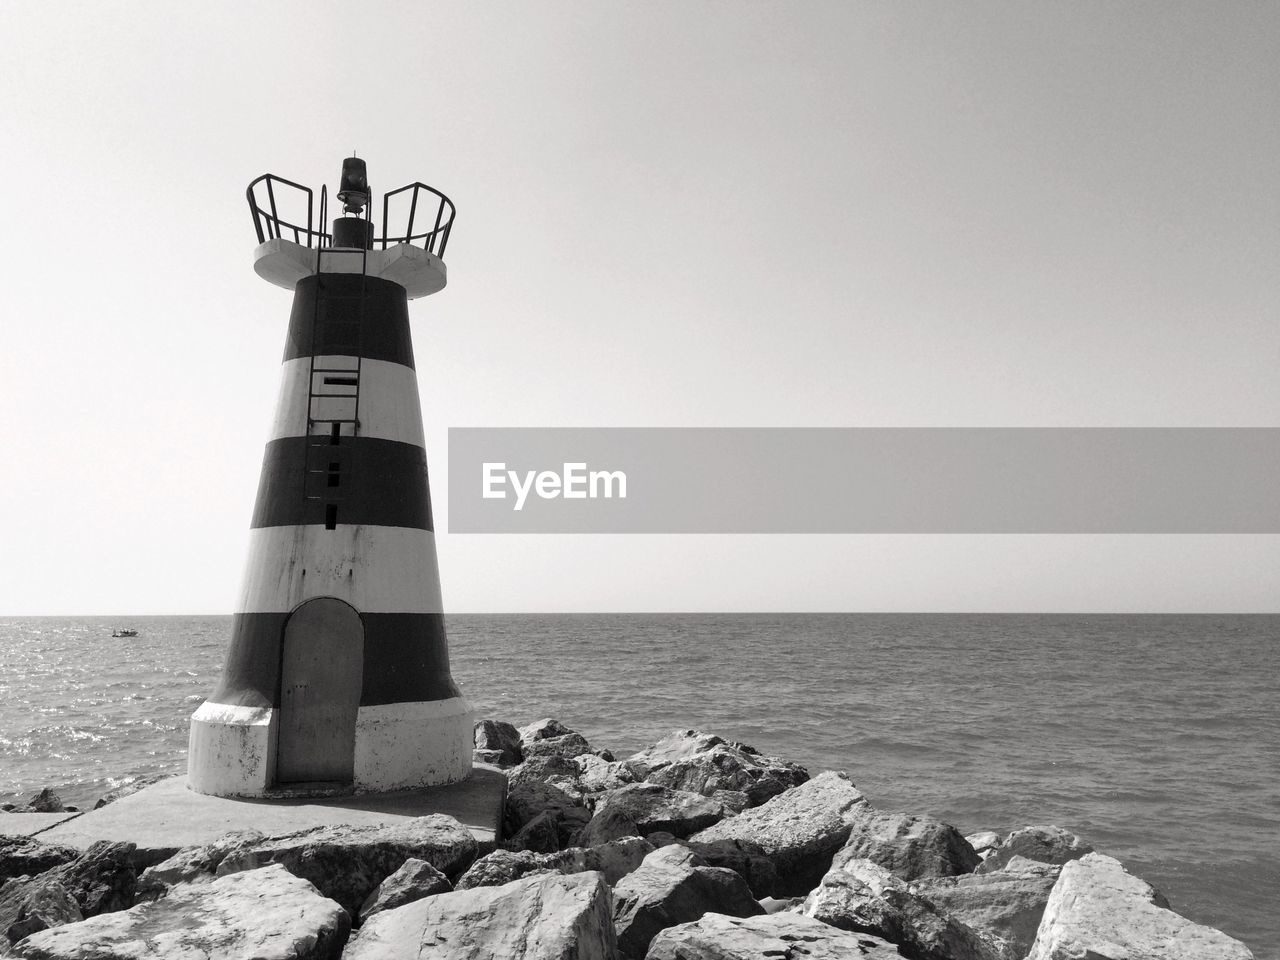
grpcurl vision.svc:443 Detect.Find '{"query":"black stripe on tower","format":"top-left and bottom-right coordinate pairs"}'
top-left (284, 274), bottom-right (415, 368)
top-left (212, 612), bottom-right (462, 708)
top-left (250, 436), bottom-right (434, 530)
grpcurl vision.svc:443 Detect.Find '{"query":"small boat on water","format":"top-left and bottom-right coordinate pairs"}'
top-left (111, 629), bottom-right (138, 638)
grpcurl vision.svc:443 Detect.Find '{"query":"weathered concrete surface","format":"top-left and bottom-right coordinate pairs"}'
top-left (1025, 853), bottom-right (1254, 960)
top-left (12, 864), bottom-right (348, 960)
top-left (646, 911), bottom-right (904, 959)
top-left (0, 817), bottom-right (81, 841)
top-left (37, 771), bottom-right (505, 865)
top-left (345, 870), bottom-right (616, 960)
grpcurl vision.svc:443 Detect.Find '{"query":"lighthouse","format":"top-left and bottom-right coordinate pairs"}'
top-left (188, 158), bottom-right (472, 797)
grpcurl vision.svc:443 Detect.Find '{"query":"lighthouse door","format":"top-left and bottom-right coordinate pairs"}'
top-left (276, 598), bottom-right (364, 784)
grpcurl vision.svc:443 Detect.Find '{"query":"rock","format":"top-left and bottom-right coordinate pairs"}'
top-left (612, 845), bottom-right (762, 960)
top-left (506, 810), bottom-right (563, 854)
top-left (1, 842), bottom-right (137, 947)
top-left (505, 781), bottom-right (592, 847)
top-left (0, 840), bottom-right (80, 884)
top-left (91, 776), bottom-right (168, 810)
top-left (627, 730), bottom-right (809, 807)
top-left (519, 718), bottom-right (596, 761)
top-left (473, 748), bottom-right (505, 765)
top-left (15, 792), bottom-right (64, 816)
top-left (574, 754), bottom-right (636, 794)
top-left (524, 733), bottom-right (596, 760)
top-left (804, 854), bottom-right (999, 960)
top-left (914, 856), bottom-right (1060, 960)
top-left (574, 806), bottom-right (642, 848)
top-left (507, 755), bottom-right (587, 798)
top-left (215, 815), bottom-right (478, 916)
top-left (457, 837), bottom-right (654, 890)
top-left (840, 809), bottom-right (980, 880)
top-left (975, 825), bottom-right (1091, 874)
top-left (647, 911), bottom-right (905, 959)
top-left (709, 789), bottom-right (751, 814)
top-left (455, 849), bottom-right (560, 890)
top-left (1025, 853), bottom-right (1254, 960)
top-left (13, 863), bottom-right (348, 960)
top-left (586, 784), bottom-right (727, 840)
top-left (965, 831), bottom-right (1002, 861)
top-left (358, 858), bottom-right (452, 922)
top-left (643, 833), bottom-right (776, 899)
top-left (346, 870), bottom-right (615, 960)
top-left (4, 884), bottom-right (81, 946)
top-left (691, 770), bottom-right (868, 896)
top-left (136, 829), bottom-right (265, 896)
top-left (474, 719), bottom-right (524, 766)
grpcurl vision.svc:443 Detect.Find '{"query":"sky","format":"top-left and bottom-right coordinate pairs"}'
top-left (2, 1), bottom-right (1277, 614)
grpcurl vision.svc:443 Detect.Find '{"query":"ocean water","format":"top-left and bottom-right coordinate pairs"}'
top-left (0, 613), bottom-right (1275, 955)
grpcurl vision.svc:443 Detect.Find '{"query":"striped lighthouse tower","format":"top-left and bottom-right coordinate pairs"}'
top-left (188, 158), bottom-right (472, 797)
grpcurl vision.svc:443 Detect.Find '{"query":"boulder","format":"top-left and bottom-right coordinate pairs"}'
top-left (473, 748), bottom-right (505, 765)
top-left (5, 884), bottom-right (81, 946)
top-left (214, 815), bottom-right (478, 916)
top-left (628, 730), bottom-right (809, 807)
top-left (455, 850), bottom-right (560, 890)
top-left (457, 837), bottom-right (654, 890)
top-left (574, 807), bottom-right (642, 848)
top-left (136, 829), bottom-right (265, 896)
top-left (0, 840), bottom-right (80, 884)
top-left (964, 831), bottom-right (1002, 862)
top-left (1, 842), bottom-right (137, 946)
top-left (612, 845), bottom-right (762, 960)
top-left (345, 870), bottom-right (615, 960)
top-left (585, 784), bottom-right (727, 840)
top-left (358, 858), bottom-right (452, 922)
top-left (474, 719), bottom-right (523, 766)
top-left (506, 810), bottom-right (563, 854)
top-left (645, 833), bottom-right (777, 899)
top-left (840, 809), bottom-right (980, 880)
top-left (975, 825), bottom-right (1091, 874)
top-left (804, 854), bottom-right (999, 960)
top-left (13, 863), bottom-right (348, 960)
top-left (574, 754), bottom-right (636, 794)
top-left (647, 911), bottom-right (905, 959)
top-left (519, 718), bottom-right (596, 760)
top-left (914, 856), bottom-right (1060, 960)
top-left (14, 792), bottom-right (64, 816)
top-left (507, 755), bottom-right (587, 798)
top-left (691, 770), bottom-right (868, 896)
top-left (709, 789), bottom-right (751, 814)
top-left (1025, 853), bottom-right (1254, 960)
top-left (505, 781), bottom-right (592, 847)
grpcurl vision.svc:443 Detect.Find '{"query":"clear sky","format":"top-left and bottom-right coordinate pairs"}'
top-left (3, 1), bottom-right (1277, 614)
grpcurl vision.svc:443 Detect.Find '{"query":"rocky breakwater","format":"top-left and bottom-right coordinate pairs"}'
top-left (0, 719), bottom-right (1255, 959)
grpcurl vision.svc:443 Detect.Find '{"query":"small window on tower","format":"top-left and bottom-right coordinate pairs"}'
top-left (325, 504), bottom-right (338, 530)
top-left (327, 462), bottom-right (341, 487)
top-left (330, 422), bottom-right (341, 445)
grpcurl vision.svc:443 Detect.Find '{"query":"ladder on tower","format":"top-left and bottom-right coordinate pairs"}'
top-left (303, 196), bottom-right (373, 528)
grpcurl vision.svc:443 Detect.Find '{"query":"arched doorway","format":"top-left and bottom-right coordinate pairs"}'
top-left (276, 597), bottom-right (364, 784)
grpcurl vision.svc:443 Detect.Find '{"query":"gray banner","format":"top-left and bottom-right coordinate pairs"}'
top-left (446, 428), bottom-right (1280, 533)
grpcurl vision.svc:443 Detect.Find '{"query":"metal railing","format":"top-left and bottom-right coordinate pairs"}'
top-left (247, 173), bottom-right (456, 260)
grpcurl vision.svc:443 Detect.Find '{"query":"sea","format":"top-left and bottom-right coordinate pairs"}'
top-left (0, 613), bottom-right (1275, 956)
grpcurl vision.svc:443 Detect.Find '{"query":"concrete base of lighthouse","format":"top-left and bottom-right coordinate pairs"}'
top-left (188, 697), bottom-right (473, 799)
